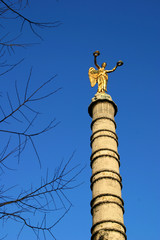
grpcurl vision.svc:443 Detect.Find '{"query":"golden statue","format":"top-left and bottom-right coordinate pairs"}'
top-left (88, 51), bottom-right (123, 93)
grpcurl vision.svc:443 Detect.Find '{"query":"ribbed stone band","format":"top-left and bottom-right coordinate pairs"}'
top-left (90, 148), bottom-right (120, 167)
top-left (90, 169), bottom-right (123, 190)
top-left (90, 193), bottom-right (124, 214)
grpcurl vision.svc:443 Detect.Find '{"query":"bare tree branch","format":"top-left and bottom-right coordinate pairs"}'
top-left (0, 68), bottom-right (61, 168)
top-left (0, 58), bottom-right (24, 76)
top-left (0, 0), bottom-right (61, 39)
top-left (0, 157), bottom-right (83, 238)
top-left (0, 1), bottom-right (82, 239)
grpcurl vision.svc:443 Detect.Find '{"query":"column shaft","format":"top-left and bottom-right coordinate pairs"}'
top-left (88, 94), bottom-right (126, 240)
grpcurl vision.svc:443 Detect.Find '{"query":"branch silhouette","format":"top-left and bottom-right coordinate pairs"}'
top-left (0, 1), bottom-right (82, 239)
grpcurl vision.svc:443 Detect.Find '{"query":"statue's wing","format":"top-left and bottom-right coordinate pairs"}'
top-left (88, 67), bottom-right (98, 87)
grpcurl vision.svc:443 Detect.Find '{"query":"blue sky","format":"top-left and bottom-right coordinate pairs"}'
top-left (1, 0), bottom-right (160, 239)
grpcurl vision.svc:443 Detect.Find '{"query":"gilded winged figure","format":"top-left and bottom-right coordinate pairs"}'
top-left (88, 51), bottom-right (123, 93)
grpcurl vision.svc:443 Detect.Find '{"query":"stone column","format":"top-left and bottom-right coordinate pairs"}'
top-left (88, 93), bottom-right (126, 240)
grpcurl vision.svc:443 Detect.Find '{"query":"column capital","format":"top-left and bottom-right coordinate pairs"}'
top-left (88, 93), bottom-right (118, 118)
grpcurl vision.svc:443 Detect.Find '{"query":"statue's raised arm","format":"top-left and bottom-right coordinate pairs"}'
top-left (88, 51), bottom-right (123, 93)
top-left (93, 51), bottom-right (100, 69)
top-left (106, 60), bottom-right (123, 73)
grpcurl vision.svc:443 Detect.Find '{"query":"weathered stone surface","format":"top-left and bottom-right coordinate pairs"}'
top-left (89, 93), bottom-right (126, 240)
